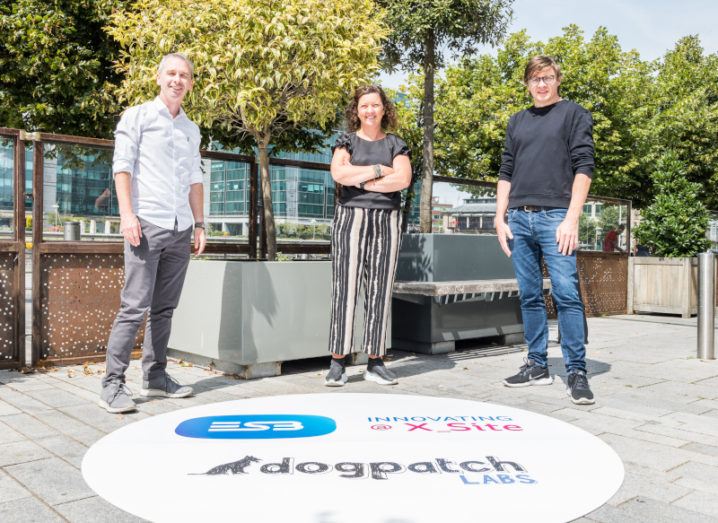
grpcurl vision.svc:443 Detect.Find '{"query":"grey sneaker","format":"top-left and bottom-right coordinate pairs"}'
top-left (325, 358), bottom-right (348, 387)
top-left (365, 359), bottom-right (398, 385)
top-left (98, 382), bottom-right (136, 413)
top-left (140, 374), bottom-right (193, 398)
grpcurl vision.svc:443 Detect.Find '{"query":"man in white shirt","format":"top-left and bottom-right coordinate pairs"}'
top-left (99, 53), bottom-right (206, 413)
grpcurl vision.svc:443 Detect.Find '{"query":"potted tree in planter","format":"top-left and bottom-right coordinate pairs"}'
top-left (108, 0), bottom-right (387, 376)
top-left (631, 153), bottom-right (710, 317)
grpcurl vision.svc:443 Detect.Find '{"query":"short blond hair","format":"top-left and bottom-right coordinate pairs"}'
top-left (524, 55), bottom-right (562, 85)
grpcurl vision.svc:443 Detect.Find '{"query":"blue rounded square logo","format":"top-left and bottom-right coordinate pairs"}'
top-left (175, 414), bottom-right (336, 439)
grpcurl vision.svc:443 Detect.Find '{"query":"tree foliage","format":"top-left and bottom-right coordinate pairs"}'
top-left (379, 0), bottom-right (513, 232)
top-left (411, 26), bottom-right (718, 211)
top-left (0, 0), bottom-right (127, 136)
top-left (635, 153), bottom-right (710, 257)
top-left (427, 26), bottom-right (656, 203)
top-left (650, 36), bottom-right (718, 209)
top-left (109, 0), bottom-right (386, 260)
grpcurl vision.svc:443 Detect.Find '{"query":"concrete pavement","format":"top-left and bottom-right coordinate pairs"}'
top-left (0, 315), bottom-right (717, 522)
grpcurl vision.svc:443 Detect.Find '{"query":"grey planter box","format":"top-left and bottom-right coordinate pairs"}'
top-left (392, 234), bottom-right (524, 354)
top-left (168, 260), bottom-right (370, 377)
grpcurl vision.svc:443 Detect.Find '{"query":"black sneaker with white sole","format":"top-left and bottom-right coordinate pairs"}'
top-left (503, 359), bottom-right (553, 387)
top-left (364, 359), bottom-right (398, 385)
top-left (325, 358), bottom-right (348, 387)
top-left (567, 370), bottom-right (595, 405)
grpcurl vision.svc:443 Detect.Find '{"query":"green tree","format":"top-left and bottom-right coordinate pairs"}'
top-left (109, 0), bottom-right (386, 260)
top-left (651, 36), bottom-right (718, 209)
top-left (597, 204), bottom-right (621, 234)
top-left (579, 213), bottom-right (599, 249)
top-left (430, 26), bottom-right (657, 206)
top-left (380, 0), bottom-right (513, 232)
top-left (0, 0), bottom-right (127, 136)
top-left (542, 26), bottom-right (656, 205)
top-left (635, 153), bottom-right (710, 257)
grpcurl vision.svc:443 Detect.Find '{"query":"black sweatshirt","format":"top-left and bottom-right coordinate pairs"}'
top-left (498, 99), bottom-right (594, 209)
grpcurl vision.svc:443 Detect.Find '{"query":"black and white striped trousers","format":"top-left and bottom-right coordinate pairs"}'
top-left (328, 205), bottom-right (402, 357)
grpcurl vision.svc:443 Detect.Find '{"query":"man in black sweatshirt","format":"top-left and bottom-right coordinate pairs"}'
top-left (495, 55), bottom-right (595, 405)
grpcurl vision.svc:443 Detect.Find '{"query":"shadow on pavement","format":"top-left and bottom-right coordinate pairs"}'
top-left (547, 356), bottom-right (611, 384)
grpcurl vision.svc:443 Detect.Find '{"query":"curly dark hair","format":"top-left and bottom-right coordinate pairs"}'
top-left (345, 85), bottom-right (397, 132)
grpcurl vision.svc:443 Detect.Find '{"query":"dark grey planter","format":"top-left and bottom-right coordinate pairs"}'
top-left (392, 234), bottom-right (524, 354)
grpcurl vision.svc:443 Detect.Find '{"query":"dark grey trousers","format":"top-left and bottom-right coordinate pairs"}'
top-left (102, 218), bottom-right (191, 388)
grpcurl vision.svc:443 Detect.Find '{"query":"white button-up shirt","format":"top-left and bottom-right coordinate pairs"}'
top-left (112, 97), bottom-right (203, 231)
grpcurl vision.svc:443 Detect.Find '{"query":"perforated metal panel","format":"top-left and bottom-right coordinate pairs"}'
top-left (0, 253), bottom-right (17, 362)
top-left (39, 253), bottom-right (142, 363)
top-left (545, 252), bottom-right (628, 317)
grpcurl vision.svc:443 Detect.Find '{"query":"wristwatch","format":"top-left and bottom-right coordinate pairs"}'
top-left (372, 164), bottom-right (382, 179)
top-left (194, 222), bottom-right (206, 229)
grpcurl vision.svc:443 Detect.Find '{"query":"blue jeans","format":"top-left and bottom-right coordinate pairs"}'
top-left (508, 208), bottom-right (586, 372)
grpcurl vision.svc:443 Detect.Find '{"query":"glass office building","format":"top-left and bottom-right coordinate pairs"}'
top-left (208, 141), bottom-right (337, 237)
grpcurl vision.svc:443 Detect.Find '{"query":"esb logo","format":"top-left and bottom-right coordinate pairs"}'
top-left (175, 415), bottom-right (336, 439)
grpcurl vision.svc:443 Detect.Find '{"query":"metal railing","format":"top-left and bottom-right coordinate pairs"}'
top-left (0, 126), bottom-right (639, 366)
top-left (0, 128), bottom-right (26, 368)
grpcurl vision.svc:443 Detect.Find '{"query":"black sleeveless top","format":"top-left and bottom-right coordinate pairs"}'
top-left (332, 132), bottom-right (410, 210)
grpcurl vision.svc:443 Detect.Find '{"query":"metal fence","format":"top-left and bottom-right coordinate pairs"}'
top-left (0, 127), bottom-right (632, 367)
top-left (0, 128), bottom-right (26, 369)
top-left (410, 176), bottom-right (632, 317)
top-left (21, 130), bottom-right (332, 365)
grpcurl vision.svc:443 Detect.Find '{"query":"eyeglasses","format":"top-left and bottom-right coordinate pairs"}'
top-left (528, 75), bottom-right (557, 86)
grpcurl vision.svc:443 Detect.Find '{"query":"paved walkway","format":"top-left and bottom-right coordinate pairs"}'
top-left (0, 315), bottom-right (717, 522)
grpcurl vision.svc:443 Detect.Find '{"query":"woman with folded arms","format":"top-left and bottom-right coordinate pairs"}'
top-left (325, 85), bottom-right (412, 387)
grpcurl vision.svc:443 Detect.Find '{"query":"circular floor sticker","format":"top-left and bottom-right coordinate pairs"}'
top-left (82, 393), bottom-right (623, 522)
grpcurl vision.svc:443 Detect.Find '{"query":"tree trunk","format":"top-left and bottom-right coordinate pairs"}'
top-left (401, 161), bottom-right (421, 233)
top-left (419, 31), bottom-right (436, 233)
top-left (257, 138), bottom-right (277, 261)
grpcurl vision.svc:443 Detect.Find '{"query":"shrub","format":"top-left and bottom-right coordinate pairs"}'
top-left (635, 153), bottom-right (710, 257)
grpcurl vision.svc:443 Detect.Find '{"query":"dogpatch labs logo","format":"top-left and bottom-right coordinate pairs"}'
top-left (176, 415), bottom-right (336, 440)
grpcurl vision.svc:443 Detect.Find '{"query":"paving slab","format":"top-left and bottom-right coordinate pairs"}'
top-left (681, 441), bottom-right (718, 458)
top-left (0, 420), bottom-right (26, 445)
top-left (0, 469), bottom-right (31, 504)
top-left (0, 400), bottom-right (21, 416)
top-left (612, 496), bottom-right (716, 523)
top-left (33, 410), bottom-right (104, 445)
top-left (5, 457), bottom-right (94, 506)
top-left (0, 440), bottom-right (51, 467)
top-left (36, 435), bottom-right (89, 469)
top-left (1, 413), bottom-right (60, 439)
top-left (669, 461), bottom-right (718, 495)
top-left (54, 496), bottom-right (145, 523)
top-left (25, 387), bottom-right (94, 409)
top-left (672, 490), bottom-right (718, 519)
top-left (0, 497), bottom-right (64, 522)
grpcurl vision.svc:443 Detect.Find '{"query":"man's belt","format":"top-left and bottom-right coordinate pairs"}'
top-left (518, 205), bottom-right (564, 212)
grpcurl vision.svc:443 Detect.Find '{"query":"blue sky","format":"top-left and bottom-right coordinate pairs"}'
top-left (380, 0), bottom-right (718, 89)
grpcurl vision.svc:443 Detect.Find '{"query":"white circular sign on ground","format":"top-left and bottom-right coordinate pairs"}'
top-left (82, 393), bottom-right (623, 522)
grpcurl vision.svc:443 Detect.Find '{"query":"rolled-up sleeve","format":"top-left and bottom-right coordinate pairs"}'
top-left (569, 109), bottom-right (595, 178)
top-left (112, 107), bottom-right (140, 177)
top-left (498, 117), bottom-right (515, 182)
top-left (189, 126), bottom-right (203, 185)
